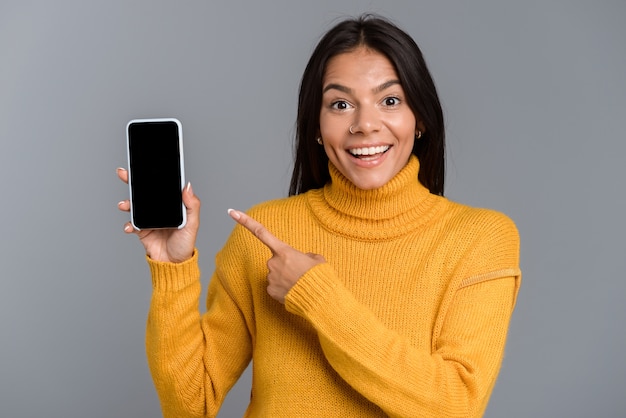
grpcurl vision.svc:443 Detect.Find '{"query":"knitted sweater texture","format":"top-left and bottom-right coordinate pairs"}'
top-left (146, 156), bottom-right (521, 417)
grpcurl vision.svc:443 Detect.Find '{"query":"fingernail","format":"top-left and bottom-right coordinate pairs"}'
top-left (186, 182), bottom-right (193, 195)
top-left (116, 167), bottom-right (125, 172)
top-left (124, 224), bottom-right (132, 232)
top-left (117, 201), bottom-right (124, 207)
top-left (227, 208), bottom-right (240, 220)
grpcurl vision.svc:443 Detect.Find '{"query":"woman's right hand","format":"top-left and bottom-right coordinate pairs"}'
top-left (117, 168), bottom-right (201, 263)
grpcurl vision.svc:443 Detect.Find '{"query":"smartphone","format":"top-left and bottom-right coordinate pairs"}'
top-left (126, 118), bottom-right (186, 230)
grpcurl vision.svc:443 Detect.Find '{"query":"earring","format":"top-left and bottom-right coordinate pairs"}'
top-left (416, 130), bottom-right (423, 139)
top-left (316, 137), bottom-right (323, 145)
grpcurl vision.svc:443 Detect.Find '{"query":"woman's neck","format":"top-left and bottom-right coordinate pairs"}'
top-left (305, 155), bottom-right (445, 240)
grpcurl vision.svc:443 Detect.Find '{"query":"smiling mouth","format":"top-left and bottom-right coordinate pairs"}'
top-left (348, 145), bottom-right (391, 160)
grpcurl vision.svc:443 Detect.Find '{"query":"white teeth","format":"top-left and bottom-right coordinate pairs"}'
top-left (349, 145), bottom-right (390, 156)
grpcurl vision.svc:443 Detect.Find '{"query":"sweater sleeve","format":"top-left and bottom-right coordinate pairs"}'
top-left (145, 250), bottom-right (252, 418)
top-left (284, 214), bottom-right (521, 418)
top-left (286, 270), bottom-right (518, 417)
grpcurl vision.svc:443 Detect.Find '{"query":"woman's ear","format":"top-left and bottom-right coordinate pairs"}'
top-left (315, 130), bottom-right (323, 145)
top-left (416, 120), bottom-right (426, 138)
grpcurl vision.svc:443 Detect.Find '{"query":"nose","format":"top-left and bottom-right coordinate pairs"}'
top-left (351, 104), bottom-right (381, 135)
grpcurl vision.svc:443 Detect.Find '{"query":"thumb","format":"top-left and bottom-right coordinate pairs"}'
top-left (307, 253), bottom-right (326, 263)
top-left (182, 182), bottom-right (201, 228)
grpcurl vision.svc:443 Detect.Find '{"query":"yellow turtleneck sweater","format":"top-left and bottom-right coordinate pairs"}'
top-left (146, 156), bottom-right (521, 418)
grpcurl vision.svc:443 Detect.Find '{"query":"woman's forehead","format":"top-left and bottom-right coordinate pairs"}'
top-left (323, 48), bottom-right (399, 89)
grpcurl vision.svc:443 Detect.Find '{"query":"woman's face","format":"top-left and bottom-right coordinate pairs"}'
top-left (319, 47), bottom-right (423, 190)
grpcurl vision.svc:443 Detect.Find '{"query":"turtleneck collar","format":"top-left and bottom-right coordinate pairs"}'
top-left (305, 155), bottom-right (444, 240)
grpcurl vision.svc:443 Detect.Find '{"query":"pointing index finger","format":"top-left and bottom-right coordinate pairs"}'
top-left (228, 209), bottom-right (286, 254)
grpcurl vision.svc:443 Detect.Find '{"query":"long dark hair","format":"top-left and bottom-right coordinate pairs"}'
top-left (289, 14), bottom-right (445, 196)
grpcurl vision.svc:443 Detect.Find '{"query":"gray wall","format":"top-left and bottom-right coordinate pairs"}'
top-left (1, 1), bottom-right (625, 417)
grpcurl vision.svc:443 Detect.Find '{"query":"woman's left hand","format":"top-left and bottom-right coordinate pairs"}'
top-left (228, 209), bottom-right (325, 304)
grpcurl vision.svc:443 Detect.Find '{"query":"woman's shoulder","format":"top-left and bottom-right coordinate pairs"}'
top-left (435, 198), bottom-right (521, 273)
top-left (220, 195), bottom-right (307, 258)
top-left (441, 198), bottom-right (519, 243)
top-left (248, 193), bottom-right (307, 211)
top-left (243, 193), bottom-right (310, 224)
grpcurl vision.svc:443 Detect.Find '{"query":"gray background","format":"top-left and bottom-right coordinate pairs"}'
top-left (1, 1), bottom-right (624, 417)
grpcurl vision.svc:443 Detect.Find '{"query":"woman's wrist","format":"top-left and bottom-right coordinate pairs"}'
top-left (147, 249), bottom-right (200, 291)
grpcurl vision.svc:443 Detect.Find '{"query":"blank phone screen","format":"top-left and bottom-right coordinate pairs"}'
top-left (128, 120), bottom-right (184, 229)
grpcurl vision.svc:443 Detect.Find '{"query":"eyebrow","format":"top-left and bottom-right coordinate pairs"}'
top-left (322, 79), bottom-right (401, 95)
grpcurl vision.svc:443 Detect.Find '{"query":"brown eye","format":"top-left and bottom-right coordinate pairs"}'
top-left (384, 97), bottom-right (400, 106)
top-left (331, 100), bottom-right (351, 110)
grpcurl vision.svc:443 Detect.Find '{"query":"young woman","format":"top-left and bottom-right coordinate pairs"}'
top-left (118, 15), bottom-right (520, 418)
